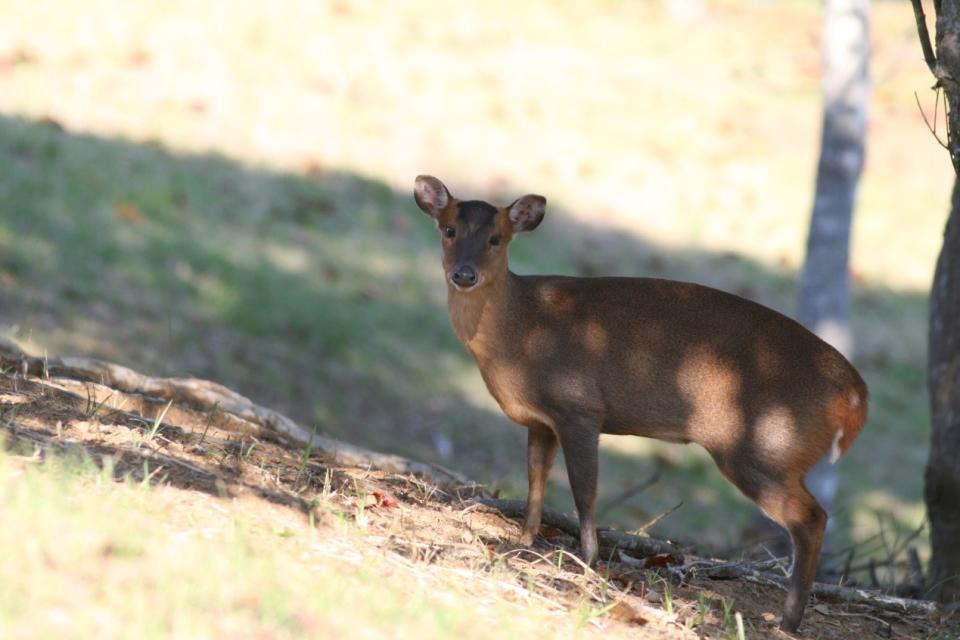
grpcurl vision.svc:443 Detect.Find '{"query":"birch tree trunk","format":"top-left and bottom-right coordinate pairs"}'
top-left (798, 0), bottom-right (870, 516)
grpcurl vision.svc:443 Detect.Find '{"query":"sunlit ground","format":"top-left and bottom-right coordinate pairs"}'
top-left (0, 0), bottom-right (947, 561)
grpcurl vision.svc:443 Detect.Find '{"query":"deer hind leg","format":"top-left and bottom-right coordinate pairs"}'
top-left (713, 457), bottom-right (826, 633)
top-left (520, 426), bottom-right (559, 545)
top-left (763, 480), bottom-right (827, 632)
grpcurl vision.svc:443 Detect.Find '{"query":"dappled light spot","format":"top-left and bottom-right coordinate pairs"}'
top-left (581, 320), bottom-right (608, 356)
top-left (263, 242), bottom-right (312, 274)
top-left (677, 346), bottom-right (743, 450)
top-left (538, 286), bottom-right (572, 314)
top-left (753, 405), bottom-right (794, 464)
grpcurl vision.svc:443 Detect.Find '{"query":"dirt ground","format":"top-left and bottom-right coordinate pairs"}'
top-left (0, 361), bottom-right (956, 640)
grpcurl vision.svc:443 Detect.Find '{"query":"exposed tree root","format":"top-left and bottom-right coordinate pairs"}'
top-left (0, 338), bottom-right (471, 489)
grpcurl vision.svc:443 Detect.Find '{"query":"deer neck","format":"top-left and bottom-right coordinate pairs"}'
top-left (447, 269), bottom-right (515, 361)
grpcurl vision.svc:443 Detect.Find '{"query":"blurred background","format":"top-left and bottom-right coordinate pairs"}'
top-left (0, 0), bottom-right (948, 558)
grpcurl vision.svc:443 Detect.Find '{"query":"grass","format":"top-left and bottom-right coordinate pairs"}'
top-left (137, 399), bottom-right (172, 450)
top-left (0, 0), bottom-right (946, 562)
top-left (0, 444), bottom-right (602, 640)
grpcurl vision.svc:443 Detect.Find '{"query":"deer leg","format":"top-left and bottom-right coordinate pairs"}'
top-left (710, 452), bottom-right (826, 633)
top-left (557, 421), bottom-right (600, 564)
top-left (763, 481), bottom-right (826, 633)
top-left (714, 456), bottom-right (827, 632)
top-left (520, 426), bottom-right (559, 545)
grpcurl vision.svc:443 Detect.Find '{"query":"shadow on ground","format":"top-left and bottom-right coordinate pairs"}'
top-left (0, 113), bottom-right (930, 553)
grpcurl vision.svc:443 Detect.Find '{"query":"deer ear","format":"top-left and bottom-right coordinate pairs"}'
top-left (508, 195), bottom-right (546, 232)
top-left (414, 175), bottom-right (452, 219)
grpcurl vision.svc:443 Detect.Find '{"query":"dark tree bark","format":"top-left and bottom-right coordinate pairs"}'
top-left (798, 0), bottom-right (870, 514)
top-left (926, 180), bottom-right (960, 605)
top-left (911, 0), bottom-right (960, 606)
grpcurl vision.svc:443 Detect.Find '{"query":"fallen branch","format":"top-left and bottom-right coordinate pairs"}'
top-left (0, 339), bottom-right (473, 489)
top-left (808, 581), bottom-right (939, 616)
top-left (475, 496), bottom-right (940, 617)
top-left (691, 561), bottom-right (939, 616)
top-left (467, 497), bottom-right (682, 557)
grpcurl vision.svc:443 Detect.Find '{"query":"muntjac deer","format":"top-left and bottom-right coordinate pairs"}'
top-left (414, 175), bottom-right (867, 632)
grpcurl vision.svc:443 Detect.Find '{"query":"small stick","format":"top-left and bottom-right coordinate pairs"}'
top-left (629, 501), bottom-right (683, 536)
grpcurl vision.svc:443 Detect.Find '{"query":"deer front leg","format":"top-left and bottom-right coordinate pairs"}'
top-left (520, 427), bottom-right (559, 545)
top-left (557, 421), bottom-right (600, 564)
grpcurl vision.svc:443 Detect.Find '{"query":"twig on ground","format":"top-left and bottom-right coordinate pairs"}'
top-left (467, 497), bottom-right (682, 557)
top-left (630, 501), bottom-right (683, 536)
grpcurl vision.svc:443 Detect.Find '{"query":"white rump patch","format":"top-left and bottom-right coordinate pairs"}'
top-left (829, 428), bottom-right (844, 464)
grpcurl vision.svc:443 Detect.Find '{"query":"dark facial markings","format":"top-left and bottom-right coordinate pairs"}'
top-left (444, 201), bottom-right (502, 277)
top-left (456, 200), bottom-right (498, 232)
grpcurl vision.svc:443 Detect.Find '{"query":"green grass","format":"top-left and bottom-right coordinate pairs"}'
top-left (0, 0), bottom-right (943, 561)
top-left (0, 445), bottom-right (589, 640)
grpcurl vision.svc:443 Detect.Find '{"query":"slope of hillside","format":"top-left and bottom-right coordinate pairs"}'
top-left (0, 341), bottom-right (952, 639)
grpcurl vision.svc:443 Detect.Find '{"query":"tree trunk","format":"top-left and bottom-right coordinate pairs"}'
top-left (797, 0), bottom-right (870, 514)
top-left (911, 0), bottom-right (960, 606)
top-left (925, 178), bottom-right (960, 605)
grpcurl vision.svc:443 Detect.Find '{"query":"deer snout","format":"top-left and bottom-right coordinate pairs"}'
top-left (450, 265), bottom-right (479, 289)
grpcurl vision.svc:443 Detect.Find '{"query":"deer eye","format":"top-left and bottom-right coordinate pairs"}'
top-left (443, 226), bottom-right (456, 239)
top-left (489, 234), bottom-right (502, 246)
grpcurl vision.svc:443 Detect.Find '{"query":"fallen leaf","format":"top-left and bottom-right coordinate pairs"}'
top-left (813, 604), bottom-right (831, 616)
top-left (371, 490), bottom-right (398, 508)
top-left (115, 201), bottom-right (145, 223)
top-left (642, 553), bottom-right (684, 568)
top-left (607, 600), bottom-right (649, 625)
top-left (538, 525), bottom-right (563, 539)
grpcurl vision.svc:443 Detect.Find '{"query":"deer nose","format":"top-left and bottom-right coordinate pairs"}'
top-left (451, 265), bottom-right (478, 288)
